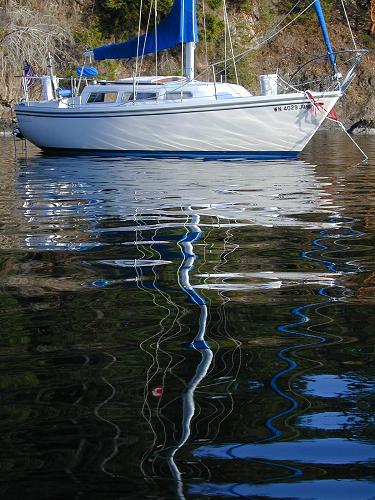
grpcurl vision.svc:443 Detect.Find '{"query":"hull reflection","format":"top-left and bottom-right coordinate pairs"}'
top-left (3, 146), bottom-right (372, 498)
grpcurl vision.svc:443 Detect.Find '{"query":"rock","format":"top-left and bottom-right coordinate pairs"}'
top-left (0, 118), bottom-right (13, 136)
top-left (347, 120), bottom-right (375, 135)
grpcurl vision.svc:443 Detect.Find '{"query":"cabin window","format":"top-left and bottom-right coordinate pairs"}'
top-left (165, 92), bottom-right (193, 101)
top-left (121, 92), bottom-right (132, 102)
top-left (87, 91), bottom-right (118, 103)
top-left (128, 92), bottom-right (158, 101)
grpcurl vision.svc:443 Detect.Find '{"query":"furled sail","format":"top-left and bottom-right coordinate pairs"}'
top-left (93, 0), bottom-right (198, 61)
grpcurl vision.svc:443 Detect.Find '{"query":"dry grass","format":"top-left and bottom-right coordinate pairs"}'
top-left (0, 0), bottom-right (75, 106)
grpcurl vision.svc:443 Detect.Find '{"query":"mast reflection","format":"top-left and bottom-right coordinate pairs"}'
top-left (168, 210), bottom-right (213, 500)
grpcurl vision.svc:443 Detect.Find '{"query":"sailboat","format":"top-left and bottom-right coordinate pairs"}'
top-left (14, 0), bottom-right (365, 158)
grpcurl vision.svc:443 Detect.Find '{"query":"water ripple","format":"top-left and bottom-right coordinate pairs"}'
top-left (1, 134), bottom-right (375, 498)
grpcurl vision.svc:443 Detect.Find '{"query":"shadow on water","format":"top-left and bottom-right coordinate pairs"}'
top-left (1, 133), bottom-right (375, 499)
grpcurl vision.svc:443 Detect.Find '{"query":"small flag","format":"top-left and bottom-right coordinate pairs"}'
top-left (328, 107), bottom-right (338, 121)
top-left (22, 61), bottom-right (35, 88)
top-left (305, 90), bottom-right (338, 121)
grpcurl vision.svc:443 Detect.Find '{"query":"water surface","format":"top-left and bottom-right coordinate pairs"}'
top-left (1, 132), bottom-right (375, 499)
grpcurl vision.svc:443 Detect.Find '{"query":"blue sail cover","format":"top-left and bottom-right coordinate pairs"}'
top-left (76, 66), bottom-right (99, 77)
top-left (313, 0), bottom-right (336, 68)
top-left (93, 0), bottom-right (198, 61)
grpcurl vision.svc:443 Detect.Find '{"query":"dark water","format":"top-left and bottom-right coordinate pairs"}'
top-left (1, 133), bottom-right (375, 499)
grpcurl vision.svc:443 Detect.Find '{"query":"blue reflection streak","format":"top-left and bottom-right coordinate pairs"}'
top-left (177, 211), bottom-right (210, 349)
top-left (258, 232), bottom-right (334, 446)
top-left (265, 215), bottom-right (364, 441)
top-left (178, 224), bottom-right (206, 306)
top-left (268, 301), bottom-right (326, 440)
top-left (225, 215), bottom-right (363, 484)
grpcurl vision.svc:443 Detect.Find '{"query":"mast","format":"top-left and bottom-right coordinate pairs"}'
top-left (313, 0), bottom-right (337, 73)
top-left (185, 41), bottom-right (195, 80)
top-left (184, 0), bottom-right (196, 80)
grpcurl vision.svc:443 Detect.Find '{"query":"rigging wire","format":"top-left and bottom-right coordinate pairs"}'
top-left (134, 0), bottom-right (316, 89)
top-left (340, 0), bottom-right (357, 50)
top-left (135, 0), bottom-right (143, 80)
top-left (189, 0), bottom-right (316, 85)
top-left (181, 0), bottom-right (185, 80)
top-left (201, 0), bottom-right (210, 77)
top-left (137, 2), bottom-right (153, 79)
top-left (223, 0), bottom-right (238, 85)
top-left (223, 0), bottom-right (227, 82)
top-left (232, 0), bottom-right (318, 65)
top-left (126, 0), bottom-right (361, 103)
top-left (155, 0), bottom-right (158, 87)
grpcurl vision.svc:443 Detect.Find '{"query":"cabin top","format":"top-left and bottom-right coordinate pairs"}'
top-left (78, 77), bottom-right (251, 105)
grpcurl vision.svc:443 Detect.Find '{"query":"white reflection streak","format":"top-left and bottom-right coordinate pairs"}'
top-left (95, 352), bottom-right (121, 477)
top-left (168, 209), bottom-right (214, 500)
top-left (137, 208), bottom-right (185, 480)
top-left (203, 217), bottom-right (242, 442)
top-left (66, 354), bottom-right (90, 477)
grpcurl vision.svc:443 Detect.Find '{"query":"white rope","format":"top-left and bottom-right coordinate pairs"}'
top-left (77, 57), bottom-right (87, 96)
top-left (332, 118), bottom-right (368, 161)
top-left (305, 91), bottom-right (368, 161)
top-left (340, 0), bottom-right (357, 50)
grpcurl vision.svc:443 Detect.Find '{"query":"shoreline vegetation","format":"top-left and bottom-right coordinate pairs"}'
top-left (1, 0), bottom-right (375, 132)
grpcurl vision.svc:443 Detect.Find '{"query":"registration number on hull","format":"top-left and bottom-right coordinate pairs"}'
top-left (274, 103), bottom-right (312, 112)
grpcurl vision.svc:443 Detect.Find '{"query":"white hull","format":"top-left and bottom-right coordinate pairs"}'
top-left (15, 91), bottom-right (340, 157)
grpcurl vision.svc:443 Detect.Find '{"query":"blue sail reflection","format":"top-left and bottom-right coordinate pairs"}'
top-left (296, 373), bottom-right (375, 400)
top-left (194, 437), bottom-right (375, 464)
top-left (297, 411), bottom-right (370, 430)
top-left (191, 212), bottom-right (373, 494)
top-left (189, 479), bottom-right (375, 499)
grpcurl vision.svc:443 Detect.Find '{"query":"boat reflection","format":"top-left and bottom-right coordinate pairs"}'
top-left (10, 151), bottom-right (374, 497)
